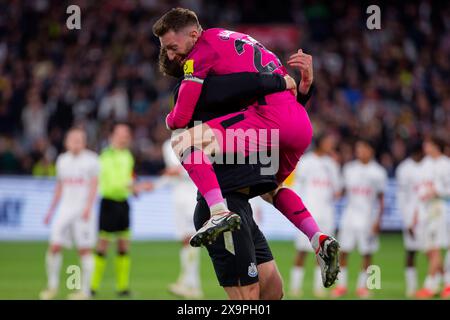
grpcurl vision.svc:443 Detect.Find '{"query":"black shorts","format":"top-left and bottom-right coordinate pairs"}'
top-left (194, 192), bottom-right (273, 287)
top-left (99, 198), bottom-right (130, 233)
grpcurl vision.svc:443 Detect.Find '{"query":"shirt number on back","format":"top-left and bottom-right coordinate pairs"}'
top-left (234, 38), bottom-right (278, 73)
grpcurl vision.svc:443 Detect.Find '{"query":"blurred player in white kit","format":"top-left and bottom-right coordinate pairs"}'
top-left (414, 136), bottom-right (450, 299)
top-left (332, 139), bottom-right (387, 298)
top-left (40, 127), bottom-right (99, 300)
top-left (289, 133), bottom-right (342, 297)
top-left (161, 139), bottom-right (203, 298)
top-left (396, 142), bottom-right (424, 297)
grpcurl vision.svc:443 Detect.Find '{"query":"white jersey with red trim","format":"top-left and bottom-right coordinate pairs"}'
top-left (293, 152), bottom-right (342, 223)
top-left (341, 160), bottom-right (387, 228)
top-left (396, 158), bottom-right (424, 228)
top-left (56, 150), bottom-right (99, 214)
top-left (417, 155), bottom-right (450, 222)
top-left (415, 155), bottom-right (450, 250)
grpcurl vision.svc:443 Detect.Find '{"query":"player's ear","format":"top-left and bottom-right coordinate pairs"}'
top-left (189, 28), bottom-right (199, 39)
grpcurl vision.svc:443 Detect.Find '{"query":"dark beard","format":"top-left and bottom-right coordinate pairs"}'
top-left (158, 48), bottom-right (184, 78)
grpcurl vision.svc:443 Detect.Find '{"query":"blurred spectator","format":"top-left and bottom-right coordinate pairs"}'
top-left (98, 84), bottom-right (129, 122)
top-left (21, 89), bottom-right (48, 147)
top-left (32, 153), bottom-right (56, 177)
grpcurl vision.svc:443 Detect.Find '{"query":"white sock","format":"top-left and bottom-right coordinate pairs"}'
top-left (210, 202), bottom-right (228, 216)
top-left (179, 246), bottom-right (189, 284)
top-left (310, 232), bottom-right (323, 252)
top-left (81, 254), bottom-right (94, 295)
top-left (289, 266), bottom-right (304, 293)
top-left (423, 274), bottom-right (434, 291)
top-left (357, 270), bottom-right (368, 289)
top-left (423, 273), bottom-right (441, 292)
top-left (433, 273), bottom-right (442, 292)
top-left (46, 251), bottom-right (62, 290)
top-left (184, 246), bottom-right (201, 289)
top-left (314, 266), bottom-right (324, 292)
top-left (337, 267), bottom-right (348, 287)
top-left (444, 251), bottom-right (450, 286)
top-left (405, 267), bottom-right (417, 295)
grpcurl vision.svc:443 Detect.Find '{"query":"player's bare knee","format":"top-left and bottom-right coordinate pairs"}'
top-left (261, 186), bottom-right (283, 204)
top-left (49, 244), bottom-right (62, 254)
top-left (117, 239), bottom-right (129, 254)
top-left (260, 192), bottom-right (273, 204)
top-left (171, 131), bottom-right (191, 160)
top-left (224, 286), bottom-right (242, 300)
top-left (78, 248), bottom-right (91, 256)
top-left (406, 251), bottom-right (415, 267)
top-left (200, 125), bottom-right (220, 157)
top-left (261, 188), bottom-right (279, 204)
top-left (362, 254), bottom-right (372, 269)
top-left (295, 251), bottom-right (307, 266)
top-left (226, 283), bottom-right (259, 300)
top-left (258, 261), bottom-right (283, 300)
top-left (260, 279), bottom-right (283, 300)
top-left (96, 238), bottom-right (109, 254)
top-left (268, 284), bottom-right (284, 300)
top-left (243, 284), bottom-right (260, 300)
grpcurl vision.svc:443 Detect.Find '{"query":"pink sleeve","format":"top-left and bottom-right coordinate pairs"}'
top-left (166, 80), bottom-right (203, 129)
top-left (166, 39), bottom-right (219, 129)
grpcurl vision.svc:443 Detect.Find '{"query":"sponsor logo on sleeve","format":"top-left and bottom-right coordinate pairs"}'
top-left (183, 59), bottom-right (194, 76)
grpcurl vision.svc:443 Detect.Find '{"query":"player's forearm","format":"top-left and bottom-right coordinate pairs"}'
top-left (167, 80), bottom-right (203, 129)
top-left (48, 182), bottom-right (62, 214)
top-left (197, 72), bottom-right (286, 112)
top-left (297, 83), bottom-right (314, 106)
top-left (377, 194), bottom-right (385, 221)
top-left (84, 178), bottom-right (98, 213)
top-left (396, 189), bottom-right (406, 216)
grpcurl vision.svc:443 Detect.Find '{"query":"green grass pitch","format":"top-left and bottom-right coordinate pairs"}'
top-left (0, 233), bottom-right (434, 299)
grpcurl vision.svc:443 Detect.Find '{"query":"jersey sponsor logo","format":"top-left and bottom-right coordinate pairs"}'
top-left (311, 178), bottom-right (332, 188)
top-left (62, 177), bottom-right (87, 185)
top-left (218, 30), bottom-right (234, 40)
top-left (248, 262), bottom-right (258, 277)
top-left (183, 59), bottom-right (194, 75)
top-left (350, 186), bottom-right (373, 196)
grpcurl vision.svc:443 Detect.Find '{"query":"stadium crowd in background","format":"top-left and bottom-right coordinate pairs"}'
top-left (0, 0), bottom-right (449, 177)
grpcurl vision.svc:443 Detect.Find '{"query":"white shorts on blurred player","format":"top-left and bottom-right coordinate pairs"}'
top-left (50, 209), bottom-right (96, 249)
top-left (338, 216), bottom-right (379, 255)
top-left (416, 201), bottom-right (448, 251)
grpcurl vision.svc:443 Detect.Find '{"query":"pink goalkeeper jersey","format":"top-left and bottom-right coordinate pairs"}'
top-left (185, 28), bottom-right (286, 78)
top-left (166, 28), bottom-right (296, 129)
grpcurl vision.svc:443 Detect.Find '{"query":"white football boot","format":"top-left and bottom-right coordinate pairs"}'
top-left (311, 233), bottom-right (340, 288)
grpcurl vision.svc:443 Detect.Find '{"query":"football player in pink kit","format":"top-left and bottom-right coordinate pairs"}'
top-left (153, 8), bottom-right (340, 289)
